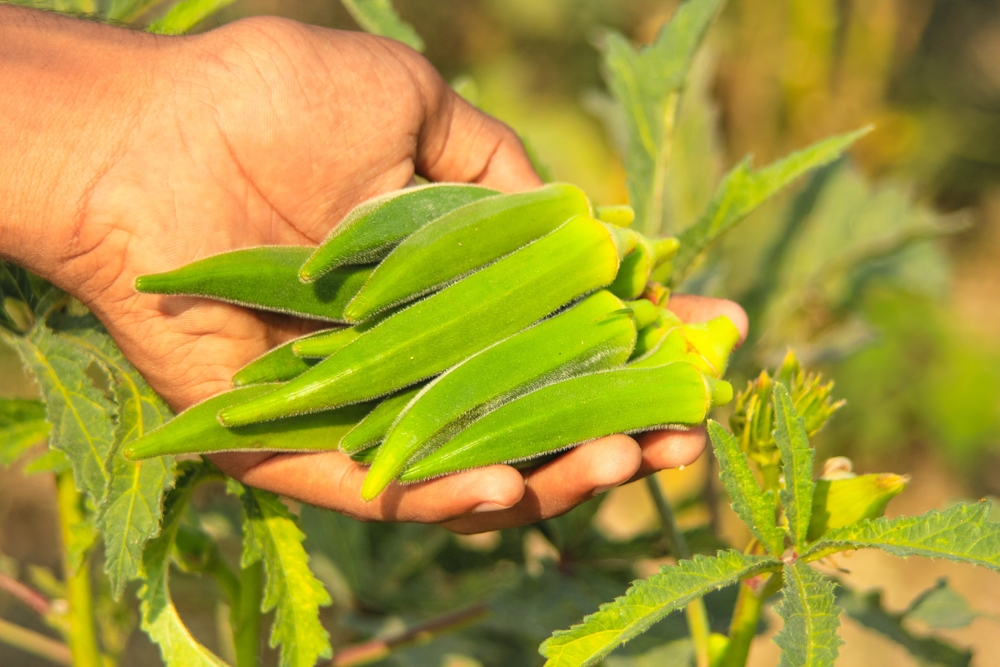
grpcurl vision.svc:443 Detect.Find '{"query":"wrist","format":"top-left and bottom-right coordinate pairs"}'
top-left (0, 7), bottom-right (169, 284)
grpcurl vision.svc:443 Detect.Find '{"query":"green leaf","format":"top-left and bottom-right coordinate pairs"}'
top-left (147, 0), bottom-right (237, 35)
top-left (232, 482), bottom-right (332, 667)
top-left (905, 577), bottom-right (980, 630)
top-left (8, 326), bottom-right (116, 504)
top-left (139, 461), bottom-right (228, 667)
top-left (804, 501), bottom-right (1000, 571)
top-left (0, 398), bottom-right (50, 466)
top-left (774, 562), bottom-right (842, 667)
top-left (107, 0), bottom-right (163, 22)
top-left (707, 420), bottom-right (785, 555)
top-left (672, 127), bottom-right (870, 284)
top-left (540, 551), bottom-right (779, 667)
top-left (837, 585), bottom-right (972, 667)
top-left (773, 383), bottom-right (814, 551)
top-left (58, 328), bottom-right (176, 599)
top-left (340, 0), bottom-right (424, 52)
top-left (599, 0), bottom-right (723, 235)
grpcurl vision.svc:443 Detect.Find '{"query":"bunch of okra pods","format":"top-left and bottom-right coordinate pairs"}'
top-left (125, 183), bottom-right (740, 501)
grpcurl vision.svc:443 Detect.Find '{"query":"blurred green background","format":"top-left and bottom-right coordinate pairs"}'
top-left (4, 0), bottom-right (1000, 664)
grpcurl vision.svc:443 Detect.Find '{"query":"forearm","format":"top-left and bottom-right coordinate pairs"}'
top-left (0, 6), bottom-right (160, 280)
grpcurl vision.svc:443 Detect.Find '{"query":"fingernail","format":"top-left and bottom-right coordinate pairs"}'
top-left (473, 501), bottom-right (511, 513)
top-left (593, 483), bottom-right (620, 496)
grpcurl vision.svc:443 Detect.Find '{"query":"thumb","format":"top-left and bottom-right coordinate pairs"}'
top-left (413, 74), bottom-right (543, 193)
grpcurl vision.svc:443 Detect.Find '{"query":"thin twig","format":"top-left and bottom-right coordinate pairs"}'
top-left (0, 617), bottom-right (71, 665)
top-left (0, 572), bottom-right (51, 616)
top-left (331, 604), bottom-right (489, 667)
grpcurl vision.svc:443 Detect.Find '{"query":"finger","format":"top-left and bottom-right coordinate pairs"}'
top-left (213, 450), bottom-right (526, 523)
top-left (442, 434), bottom-right (642, 534)
top-left (630, 427), bottom-right (707, 481)
top-left (413, 71), bottom-right (542, 192)
top-left (667, 294), bottom-right (748, 347)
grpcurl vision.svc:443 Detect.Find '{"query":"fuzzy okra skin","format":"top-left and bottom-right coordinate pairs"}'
top-left (344, 183), bottom-right (592, 321)
top-left (231, 329), bottom-right (339, 386)
top-left (123, 386), bottom-right (375, 460)
top-left (300, 183), bottom-right (500, 281)
top-left (608, 235), bottom-right (680, 300)
top-left (361, 290), bottom-right (638, 500)
top-left (630, 314), bottom-right (741, 378)
top-left (219, 215), bottom-right (621, 427)
top-left (135, 246), bottom-right (373, 322)
top-left (340, 384), bottom-right (426, 454)
top-left (400, 361), bottom-right (732, 483)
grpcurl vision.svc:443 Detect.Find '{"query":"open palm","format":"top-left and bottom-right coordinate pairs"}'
top-left (33, 17), bottom-right (747, 531)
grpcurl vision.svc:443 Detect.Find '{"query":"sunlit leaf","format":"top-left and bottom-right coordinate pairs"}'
top-left (599, 0), bottom-right (723, 235)
top-left (773, 384), bottom-right (814, 551)
top-left (804, 501), bottom-right (1000, 569)
top-left (233, 482), bottom-right (332, 667)
top-left (774, 562), bottom-right (842, 667)
top-left (58, 328), bottom-right (176, 598)
top-left (0, 398), bottom-right (50, 466)
top-left (707, 420), bottom-right (785, 555)
top-left (139, 462), bottom-right (228, 667)
top-left (540, 551), bottom-right (779, 667)
top-left (147, 0), bottom-right (236, 35)
top-left (8, 326), bottom-right (116, 505)
top-left (341, 0), bottom-right (424, 51)
top-left (673, 128), bottom-right (869, 284)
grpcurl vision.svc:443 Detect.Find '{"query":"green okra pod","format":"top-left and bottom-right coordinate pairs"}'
top-left (339, 384), bottom-right (426, 454)
top-left (123, 386), bottom-right (375, 460)
top-left (135, 246), bottom-right (372, 322)
top-left (232, 329), bottom-right (338, 386)
top-left (361, 290), bottom-right (638, 500)
top-left (218, 215), bottom-right (620, 427)
top-left (344, 183), bottom-right (591, 321)
top-left (300, 183), bottom-right (499, 281)
top-left (595, 205), bottom-right (635, 227)
top-left (399, 361), bottom-right (733, 483)
top-left (631, 314), bottom-right (741, 378)
top-left (608, 235), bottom-right (680, 300)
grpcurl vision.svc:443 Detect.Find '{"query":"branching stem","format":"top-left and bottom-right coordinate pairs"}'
top-left (646, 475), bottom-right (712, 667)
top-left (0, 617), bottom-right (71, 665)
top-left (56, 471), bottom-right (102, 667)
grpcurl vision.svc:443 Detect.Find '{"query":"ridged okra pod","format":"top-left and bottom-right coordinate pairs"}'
top-left (344, 183), bottom-right (591, 321)
top-left (608, 235), bottom-right (679, 300)
top-left (400, 362), bottom-right (733, 483)
top-left (218, 215), bottom-right (621, 427)
top-left (362, 290), bottom-right (638, 500)
top-left (339, 384), bottom-right (426, 454)
top-left (300, 183), bottom-right (499, 281)
top-left (135, 246), bottom-right (372, 322)
top-left (231, 329), bottom-right (338, 386)
top-left (630, 313), bottom-right (741, 378)
top-left (123, 386), bottom-right (374, 460)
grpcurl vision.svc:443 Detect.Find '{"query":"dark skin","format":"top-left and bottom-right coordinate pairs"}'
top-left (0, 7), bottom-right (747, 532)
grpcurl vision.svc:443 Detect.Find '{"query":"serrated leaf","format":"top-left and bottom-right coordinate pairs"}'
top-left (139, 462), bottom-right (228, 667)
top-left (540, 551), bottom-right (779, 667)
top-left (58, 328), bottom-right (176, 598)
top-left (707, 420), bottom-right (785, 555)
top-left (341, 0), bottom-right (424, 51)
top-left (147, 0), bottom-right (236, 34)
top-left (0, 261), bottom-right (63, 333)
top-left (232, 482), bottom-right (332, 667)
top-left (804, 501), bottom-right (1000, 571)
top-left (774, 562), bottom-right (842, 667)
top-left (773, 383), bottom-right (814, 551)
top-left (673, 128), bottom-right (870, 283)
top-left (8, 326), bottom-right (116, 504)
top-left (600, 0), bottom-right (723, 235)
top-left (66, 515), bottom-right (98, 576)
top-left (837, 584), bottom-right (972, 667)
top-left (0, 398), bottom-right (50, 466)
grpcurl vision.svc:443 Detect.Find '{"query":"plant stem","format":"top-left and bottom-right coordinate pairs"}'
top-left (720, 565), bottom-right (783, 667)
top-left (645, 476), bottom-right (711, 667)
top-left (55, 471), bottom-right (102, 667)
top-left (332, 604), bottom-right (489, 667)
top-left (0, 617), bottom-right (72, 665)
top-left (233, 560), bottom-right (262, 667)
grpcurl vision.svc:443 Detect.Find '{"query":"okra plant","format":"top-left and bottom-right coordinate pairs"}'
top-left (1, 1), bottom-right (995, 667)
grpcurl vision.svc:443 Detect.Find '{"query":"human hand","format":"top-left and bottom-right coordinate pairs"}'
top-left (1, 9), bottom-right (747, 532)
